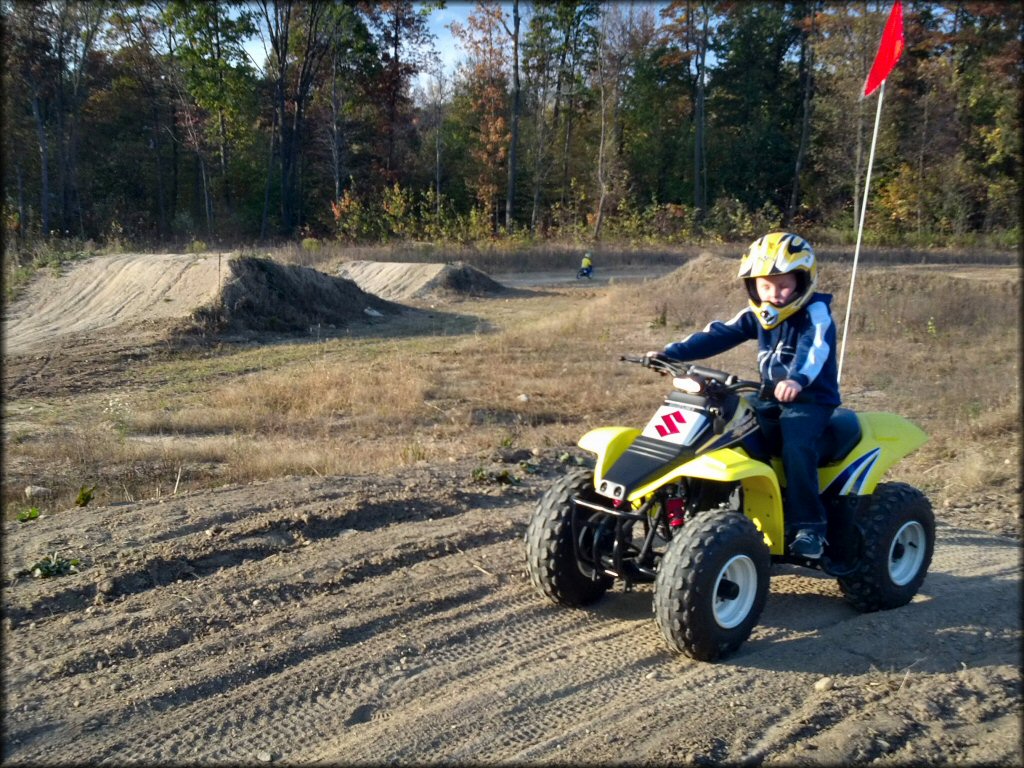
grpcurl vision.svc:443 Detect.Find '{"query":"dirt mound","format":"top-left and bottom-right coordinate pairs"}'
top-left (337, 260), bottom-right (505, 301)
top-left (188, 256), bottom-right (398, 335)
top-left (2, 253), bottom-right (400, 356)
top-left (654, 251), bottom-right (735, 284)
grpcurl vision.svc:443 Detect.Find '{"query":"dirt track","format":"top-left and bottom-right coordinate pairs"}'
top-left (3, 463), bottom-right (1020, 765)
top-left (2, 254), bottom-right (1021, 765)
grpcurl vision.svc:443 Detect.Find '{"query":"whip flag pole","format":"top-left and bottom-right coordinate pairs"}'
top-left (837, 1), bottom-right (905, 383)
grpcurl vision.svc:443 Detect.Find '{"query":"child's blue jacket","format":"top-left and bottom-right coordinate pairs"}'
top-left (662, 292), bottom-right (841, 407)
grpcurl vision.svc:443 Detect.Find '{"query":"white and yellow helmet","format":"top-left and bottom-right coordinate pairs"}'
top-left (738, 232), bottom-right (817, 329)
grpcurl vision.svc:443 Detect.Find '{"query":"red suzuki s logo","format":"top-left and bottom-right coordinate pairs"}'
top-left (655, 410), bottom-right (688, 437)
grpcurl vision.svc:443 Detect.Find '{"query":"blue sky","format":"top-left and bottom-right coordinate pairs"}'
top-left (245, 3), bottom-right (514, 85)
top-left (421, 1), bottom-right (482, 76)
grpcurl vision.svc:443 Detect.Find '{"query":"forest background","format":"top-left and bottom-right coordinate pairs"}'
top-left (1, 0), bottom-right (1020, 273)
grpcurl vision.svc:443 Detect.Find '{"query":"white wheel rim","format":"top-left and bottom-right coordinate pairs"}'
top-left (713, 555), bottom-right (758, 629)
top-left (889, 521), bottom-right (927, 586)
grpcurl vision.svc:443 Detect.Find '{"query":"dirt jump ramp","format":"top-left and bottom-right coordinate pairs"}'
top-left (3, 253), bottom-right (399, 357)
top-left (336, 260), bottom-right (505, 301)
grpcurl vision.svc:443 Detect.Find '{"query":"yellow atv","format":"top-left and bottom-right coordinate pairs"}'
top-left (524, 356), bottom-right (934, 661)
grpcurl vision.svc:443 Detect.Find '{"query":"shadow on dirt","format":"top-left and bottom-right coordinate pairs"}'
top-left (737, 552), bottom-right (1020, 675)
top-left (179, 303), bottom-right (498, 347)
top-left (532, 531), bottom-right (1021, 676)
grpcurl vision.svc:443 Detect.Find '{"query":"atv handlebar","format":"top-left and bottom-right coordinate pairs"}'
top-left (621, 354), bottom-right (765, 396)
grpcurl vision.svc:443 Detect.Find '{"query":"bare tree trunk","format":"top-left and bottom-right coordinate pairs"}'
top-left (170, 109), bottom-right (180, 228)
top-left (853, 0), bottom-right (869, 229)
top-left (593, 105), bottom-right (608, 239)
top-left (57, 2), bottom-right (102, 238)
top-left (917, 89), bottom-right (928, 236)
top-left (55, 76), bottom-right (68, 235)
top-left (31, 93), bottom-right (50, 238)
top-left (529, 78), bottom-right (554, 235)
top-left (854, 98), bottom-right (864, 228)
top-left (386, 10), bottom-right (400, 174)
top-left (329, 56), bottom-right (343, 201)
top-left (424, 64), bottom-right (447, 227)
top-left (561, 105), bottom-right (575, 210)
top-left (260, 0), bottom-right (336, 236)
top-left (16, 160), bottom-right (26, 249)
top-left (260, 118), bottom-right (277, 241)
top-left (593, 28), bottom-right (609, 240)
top-left (693, 10), bottom-right (708, 221)
top-left (213, 10), bottom-right (232, 213)
top-left (152, 104), bottom-right (167, 237)
top-left (504, 0), bottom-right (521, 231)
top-left (203, 159), bottom-right (214, 235)
top-left (435, 89), bottom-right (442, 223)
top-left (787, 6), bottom-right (815, 224)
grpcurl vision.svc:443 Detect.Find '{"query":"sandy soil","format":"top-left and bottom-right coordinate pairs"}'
top-left (2, 254), bottom-right (1021, 766)
top-left (3, 253), bottom-right (227, 357)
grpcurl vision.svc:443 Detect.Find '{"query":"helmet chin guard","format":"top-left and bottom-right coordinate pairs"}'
top-left (738, 233), bottom-right (818, 330)
top-left (755, 303), bottom-right (781, 328)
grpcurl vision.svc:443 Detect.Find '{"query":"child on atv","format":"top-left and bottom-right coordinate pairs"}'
top-left (646, 232), bottom-right (840, 559)
top-left (578, 252), bottom-right (593, 279)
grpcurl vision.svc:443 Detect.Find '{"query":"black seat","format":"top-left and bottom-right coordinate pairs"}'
top-left (817, 408), bottom-right (862, 466)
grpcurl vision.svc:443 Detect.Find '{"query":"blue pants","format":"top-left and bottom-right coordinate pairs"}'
top-left (752, 401), bottom-right (835, 536)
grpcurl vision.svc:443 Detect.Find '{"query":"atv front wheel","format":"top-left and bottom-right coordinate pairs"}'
top-left (838, 482), bottom-right (934, 612)
top-left (524, 468), bottom-right (613, 606)
top-left (653, 510), bottom-right (770, 661)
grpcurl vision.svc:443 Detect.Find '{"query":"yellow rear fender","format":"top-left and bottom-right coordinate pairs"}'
top-left (627, 448), bottom-right (786, 556)
top-left (819, 412), bottom-right (928, 496)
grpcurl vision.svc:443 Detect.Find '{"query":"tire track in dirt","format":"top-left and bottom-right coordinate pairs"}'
top-left (3, 468), bottom-right (533, 763)
top-left (3, 466), bottom-right (1020, 765)
top-left (3, 505), bottom-right (516, 685)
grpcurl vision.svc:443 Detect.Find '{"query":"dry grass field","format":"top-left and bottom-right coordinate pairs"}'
top-left (2, 247), bottom-right (1019, 526)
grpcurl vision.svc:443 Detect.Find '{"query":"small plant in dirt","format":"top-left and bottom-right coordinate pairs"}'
top-left (17, 507), bottom-right (40, 523)
top-left (650, 303), bottom-right (668, 327)
top-left (20, 552), bottom-right (81, 579)
top-left (557, 452), bottom-right (589, 466)
top-left (472, 467), bottom-right (520, 485)
top-left (75, 485), bottom-right (96, 507)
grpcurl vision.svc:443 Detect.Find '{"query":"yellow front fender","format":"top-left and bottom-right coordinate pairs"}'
top-left (578, 432), bottom-right (785, 554)
top-left (578, 426), bottom-right (641, 476)
top-left (629, 448), bottom-right (786, 555)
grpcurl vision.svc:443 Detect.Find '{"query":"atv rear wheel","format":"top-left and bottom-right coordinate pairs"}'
top-left (838, 482), bottom-right (934, 612)
top-left (524, 468), bottom-right (613, 606)
top-left (653, 510), bottom-right (770, 661)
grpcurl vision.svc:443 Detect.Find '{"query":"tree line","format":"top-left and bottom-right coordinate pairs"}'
top-left (2, 1), bottom-right (1019, 255)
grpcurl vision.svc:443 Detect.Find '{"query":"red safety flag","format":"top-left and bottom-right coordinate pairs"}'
top-left (863, 1), bottom-right (905, 97)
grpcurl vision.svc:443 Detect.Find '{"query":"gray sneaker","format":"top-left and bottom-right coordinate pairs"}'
top-left (790, 529), bottom-right (825, 559)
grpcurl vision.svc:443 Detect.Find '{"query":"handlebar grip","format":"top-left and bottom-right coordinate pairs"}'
top-left (686, 364), bottom-right (732, 384)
